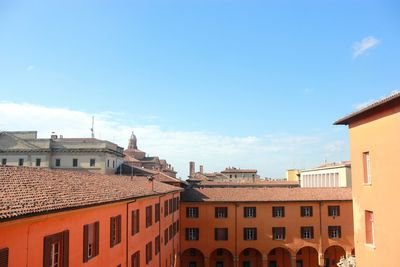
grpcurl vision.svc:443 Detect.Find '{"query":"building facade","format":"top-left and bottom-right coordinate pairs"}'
top-left (180, 187), bottom-right (354, 267)
top-left (335, 91), bottom-right (400, 267)
top-left (0, 166), bottom-right (182, 267)
top-left (124, 132), bottom-right (177, 178)
top-left (0, 131), bottom-right (124, 174)
top-left (299, 162), bottom-right (351, 188)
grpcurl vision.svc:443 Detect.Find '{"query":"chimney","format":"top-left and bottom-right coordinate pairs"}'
top-left (199, 165), bottom-right (204, 174)
top-left (50, 132), bottom-right (58, 140)
top-left (189, 161), bottom-right (195, 178)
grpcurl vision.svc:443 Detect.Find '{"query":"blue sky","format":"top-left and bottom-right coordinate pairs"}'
top-left (0, 1), bottom-right (399, 178)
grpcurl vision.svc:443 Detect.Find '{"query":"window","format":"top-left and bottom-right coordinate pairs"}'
top-left (55, 159), bottom-right (61, 167)
top-left (164, 228), bottom-right (169, 245)
top-left (272, 227), bottom-right (285, 240)
top-left (216, 261), bottom-right (224, 267)
top-left (328, 226), bottom-right (341, 238)
top-left (301, 226), bottom-right (314, 239)
top-left (363, 152), bottom-right (372, 184)
top-left (365, 210), bottom-right (375, 245)
top-left (1, 158), bottom-right (6, 165)
top-left (155, 203), bottom-right (160, 223)
top-left (146, 241), bottom-right (152, 264)
top-left (186, 207), bottom-right (199, 218)
top-left (272, 206), bottom-right (285, 217)
top-left (169, 199), bottom-right (173, 214)
top-left (215, 228), bottom-right (228, 241)
top-left (189, 262), bottom-right (197, 267)
top-left (83, 222), bottom-right (99, 262)
top-left (72, 158), bottom-right (78, 167)
top-left (43, 231), bottom-right (69, 267)
top-left (18, 158), bottom-right (24, 166)
top-left (186, 228), bottom-right (199, 241)
top-left (244, 207), bottom-right (256, 218)
top-left (301, 206), bottom-right (313, 217)
top-left (243, 261), bottom-right (251, 267)
top-left (132, 209), bottom-right (140, 235)
top-left (107, 159), bottom-right (110, 168)
top-left (90, 158), bottom-right (95, 167)
top-left (146, 206), bottom-right (153, 228)
top-left (243, 249), bottom-right (250, 256)
top-left (215, 207), bottom-right (228, 218)
top-left (110, 215), bottom-right (121, 247)
top-left (164, 200), bottom-right (169, 217)
top-left (328, 206), bottom-right (340, 217)
top-left (176, 219), bottom-right (180, 233)
top-left (113, 160), bottom-right (115, 168)
top-left (177, 197), bottom-right (180, 210)
top-left (216, 249), bottom-right (224, 256)
top-left (155, 235), bottom-right (160, 255)
top-left (169, 225), bottom-right (173, 240)
top-left (131, 251), bottom-right (140, 267)
top-left (36, 158), bottom-right (41, 167)
top-left (243, 228), bottom-right (257, 240)
top-left (0, 247), bottom-right (9, 267)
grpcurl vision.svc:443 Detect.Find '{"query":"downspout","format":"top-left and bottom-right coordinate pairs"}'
top-left (159, 195), bottom-right (162, 267)
top-left (235, 203), bottom-right (238, 267)
top-left (319, 201), bottom-right (323, 266)
top-left (126, 200), bottom-right (136, 267)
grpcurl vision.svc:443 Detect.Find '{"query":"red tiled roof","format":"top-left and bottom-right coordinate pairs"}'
top-left (196, 180), bottom-right (299, 187)
top-left (334, 91), bottom-right (400, 125)
top-left (181, 187), bottom-right (352, 202)
top-left (0, 166), bottom-right (182, 220)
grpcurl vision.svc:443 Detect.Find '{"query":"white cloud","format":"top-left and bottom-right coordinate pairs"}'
top-left (0, 102), bottom-right (348, 178)
top-left (26, 65), bottom-right (36, 71)
top-left (352, 36), bottom-right (380, 59)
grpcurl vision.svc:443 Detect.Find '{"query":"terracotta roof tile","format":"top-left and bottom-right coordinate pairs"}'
top-left (181, 187), bottom-right (352, 202)
top-left (0, 166), bottom-right (182, 220)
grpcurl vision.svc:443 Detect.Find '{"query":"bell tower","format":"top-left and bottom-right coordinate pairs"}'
top-left (128, 131), bottom-right (138, 150)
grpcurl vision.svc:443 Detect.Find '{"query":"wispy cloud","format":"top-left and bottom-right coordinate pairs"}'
top-left (0, 102), bottom-right (348, 178)
top-left (352, 36), bottom-right (380, 59)
top-left (26, 65), bottom-right (36, 71)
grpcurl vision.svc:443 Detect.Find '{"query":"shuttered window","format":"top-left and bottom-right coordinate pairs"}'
top-left (83, 222), bottom-right (99, 262)
top-left (365, 210), bottom-right (375, 245)
top-left (214, 228), bottom-right (228, 241)
top-left (43, 230), bottom-right (69, 267)
top-left (131, 251), bottom-right (140, 267)
top-left (132, 210), bottom-right (140, 235)
top-left (155, 235), bottom-right (160, 255)
top-left (110, 215), bottom-right (122, 247)
top-left (155, 203), bottom-right (160, 223)
top-left (0, 248), bottom-right (9, 267)
top-left (146, 206), bottom-right (152, 228)
top-left (164, 200), bottom-right (169, 217)
top-left (272, 227), bottom-right (285, 240)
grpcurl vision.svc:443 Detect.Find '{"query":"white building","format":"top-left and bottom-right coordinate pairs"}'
top-left (300, 161), bottom-right (351, 188)
top-left (0, 131), bottom-right (124, 174)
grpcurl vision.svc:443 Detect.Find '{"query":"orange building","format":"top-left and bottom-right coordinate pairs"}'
top-left (0, 166), bottom-right (182, 267)
top-left (335, 91), bottom-right (400, 266)
top-left (180, 187), bottom-right (354, 267)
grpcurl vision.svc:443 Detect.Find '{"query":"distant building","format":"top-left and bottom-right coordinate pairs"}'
top-left (286, 169), bottom-right (300, 182)
top-left (123, 132), bottom-right (177, 178)
top-left (187, 161), bottom-right (260, 183)
top-left (300, 161), bottom-right (351, 188)
top-left (335, 91), bottom-right (400, 266)
top-left (181, 186), bottom-right (354, 267)
top-left (0, 131), bottom-right (124, 174)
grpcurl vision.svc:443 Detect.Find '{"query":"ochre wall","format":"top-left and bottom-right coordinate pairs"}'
top-left (348, 104), bottom-right (400, 267)
top-left (180, 201), bottom-right (353, 267)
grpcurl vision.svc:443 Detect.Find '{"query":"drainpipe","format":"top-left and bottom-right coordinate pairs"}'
top-left (126, 200), bottom-right (136, 267)
top-left (235, 203), bottom-right (238, 267)
top-left (319, 201), bottom-right (324, 267)
top-left (159, 195), bottom-right (162, 267)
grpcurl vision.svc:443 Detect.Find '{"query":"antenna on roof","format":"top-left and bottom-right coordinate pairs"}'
top-left (90, 116), bottom-right (95, 138)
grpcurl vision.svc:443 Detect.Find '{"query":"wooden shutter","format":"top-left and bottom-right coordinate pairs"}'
top-left (63, 230), bottom-right (69, 267)
top-left (43, 235), bottom-right (52, 267)
top-left (0, 248), bottom-right (9, 267)
top-left (337, 206), bottom-right (341, 216)
top-left (338, 226), bottom-right (342, 238)
top-left (117, 215), bottom-right (122, 244)
top-left (110, 217), bottom-right (116, 247)
top-left (94, 222), bottom-right (100, 256)
top-left (282, 207), bottom-right (285, 217)
top-left (83, 224), bottom-right (89, 262)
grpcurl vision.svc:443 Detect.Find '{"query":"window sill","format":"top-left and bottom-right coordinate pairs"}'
top-left (363, 183), bottom-right (372, 186)
top-left (365, 243), bottom-right (376, 250)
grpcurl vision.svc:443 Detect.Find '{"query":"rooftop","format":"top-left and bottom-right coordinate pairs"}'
top-left (181, 187), bottom-right (352, 202)
top-left (221, 167), bottom-right (257, 173)
top-left (334, 91), bottom-right (400, 125)
top-left (0, 166), bottom-right (182, 221)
